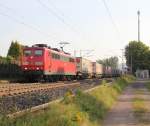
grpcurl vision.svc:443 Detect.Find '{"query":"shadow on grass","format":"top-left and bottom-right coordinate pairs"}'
top-left (74, 90), bottom-right (110, 122)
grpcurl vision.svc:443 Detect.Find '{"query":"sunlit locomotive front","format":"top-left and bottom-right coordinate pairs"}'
top-left (21, 44), bottom-right (76, 81)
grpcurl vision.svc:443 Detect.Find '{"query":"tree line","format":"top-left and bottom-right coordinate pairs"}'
top-left (2, 41), bottom-right (120, 67)
top-left (125, 41), bottom-right (150, 73)
top-left (0, 41), bottom-right (23, 64)
top-left (97, 40), bottom-right (150, 74)
top-left (1, 40), bottom-right (150, 74)
top-left (97, 56), bottom-right (119, 69)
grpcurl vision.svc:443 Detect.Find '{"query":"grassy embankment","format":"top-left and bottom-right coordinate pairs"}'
top-left (0, 75), bottom-right (135, 126)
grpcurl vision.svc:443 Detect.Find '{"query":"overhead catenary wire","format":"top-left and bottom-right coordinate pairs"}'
top-left (0, 1), bottom-right (89, 55)
top-left (0, 11), bottom-right (40, 34)
top-left (47, 0), bottom-right (81, 32)
top-left (0, 3), bottom-right (58, 40)
top-left (35, 0), bottom-right (90, 43)
top-left (47, 0), bottom-right (69, 22)
top-left (36, 0), bottom-right (77, 33)
top-left (96, 0), bottom-right (124, 43)
top-left (96, 0), bottom-right (126, 65)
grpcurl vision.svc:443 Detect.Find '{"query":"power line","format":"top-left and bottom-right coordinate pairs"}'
top-left (0, 11), bottom-right (39, 32)
top-left (96, 0), bottom-right (124, 43)
top-left (137, 10), bottom-right (140, 42)
top-left (36, 0), bottom-right (77, 32)
top-left (35, 0), bottom-right (89, 43)
top-left (48, 0), bottom-right (69, 21)
top-left (0, 3), bottom-right (57, 40)
top-left (47, 0), bottom-right (81, 32)
top-left (0, 1), bottom-right (91, 53)
top-left (0, 3), bottom-right (18, 14)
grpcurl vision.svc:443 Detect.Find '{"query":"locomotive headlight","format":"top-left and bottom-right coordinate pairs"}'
top-left (35, 61), bottom-right (43, 66)
top-left (36, 67), bottom-right (39, 70)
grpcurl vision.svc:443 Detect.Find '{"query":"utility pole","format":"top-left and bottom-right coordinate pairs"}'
top-left (137, 10), bottom-right (140, 42)
top-left (128, 45), bottom-right (132, 74)
top-left (80, 50), bottom-right (82, 57)
top-left (121, 49), bottom-right (124, 74)
top-left (131, 54), bottom-right (133, 74)
top-left (74, 50), bottom-right (76, 57)
top-left (129, 10), bottom-right (141, 74)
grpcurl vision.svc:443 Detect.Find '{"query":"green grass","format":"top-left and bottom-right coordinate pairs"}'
top-left (132, 97), bottom-right (150, 124)
top-left (133, 98), bottom-right (147, 114)
top-left (132, 86), bottom-right (150, 124)
top-left (146, 82), bottom-right (150, 90)
top-left (135, 82), bottom-right (150, 124)
top-left (0, 75), bottom-right (135, 126)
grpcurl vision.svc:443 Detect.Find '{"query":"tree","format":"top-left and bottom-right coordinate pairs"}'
top-left (7, 40), bottom-right (23, 60)
top-left (0, 56), bottom-right (10, 63)
top-left (125, 41), bottom-right (150, 73)
top-left (0, 56), bottom-right (3, 63)
top-left (97, 56), bottom-right (119, 68)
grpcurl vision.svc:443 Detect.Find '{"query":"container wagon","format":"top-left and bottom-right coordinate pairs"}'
top-left (92, 62), bottom-right (103, 78)
top-left (76, 57), bottom-right (93, 79)
top-left (103, 66), bottom-right (112, 77)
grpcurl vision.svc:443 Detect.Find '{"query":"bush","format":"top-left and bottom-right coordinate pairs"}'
top-left (62, 90), bottom-right (73, 104)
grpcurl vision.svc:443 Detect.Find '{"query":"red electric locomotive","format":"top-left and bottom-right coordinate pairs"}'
top-left (21, 44), bottom-right (76, 81)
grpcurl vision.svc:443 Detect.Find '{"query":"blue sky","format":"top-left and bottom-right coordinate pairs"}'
top-left (0, 0), bottom-right (150, 62)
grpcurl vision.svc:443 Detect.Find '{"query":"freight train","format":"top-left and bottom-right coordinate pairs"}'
top-left (21, 44), bottom-right (121, 81)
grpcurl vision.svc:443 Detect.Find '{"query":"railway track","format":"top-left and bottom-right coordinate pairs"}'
top-left (0, 78), bottom-right (113, 114)
top-left (0, 78), bottom-right (112, 97)
top-left (0, 81), bottom-right (80, 96)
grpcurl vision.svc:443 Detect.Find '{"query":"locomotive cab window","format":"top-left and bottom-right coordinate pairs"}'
top-left (52, 53), bottom-right (60, 59)
top-left (24, 50), bottom-right (32, 56)
top-left (60, 55), bottom-right (69, 62)
top-left (35, 50), bottom-right (43, 56)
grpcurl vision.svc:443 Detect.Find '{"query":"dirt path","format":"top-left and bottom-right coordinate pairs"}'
top-left (102, 80), bottom-right (150, 126)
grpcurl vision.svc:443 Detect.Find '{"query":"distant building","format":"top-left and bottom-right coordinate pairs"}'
top-left (135, 70), bottom-right (149, 79)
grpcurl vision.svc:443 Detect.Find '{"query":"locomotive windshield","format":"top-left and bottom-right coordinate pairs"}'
top-left (35, 50), bottom-right (43, 56)
top-left (24, 50), bottom-right (32, 56)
